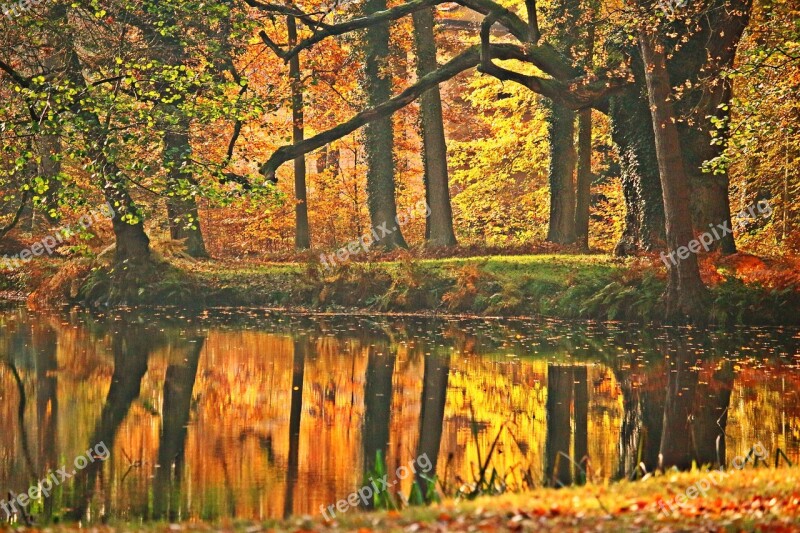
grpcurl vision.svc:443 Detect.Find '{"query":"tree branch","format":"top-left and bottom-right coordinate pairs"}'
top-left (0, 189), bottom-right (30, 240)
top-left (259, 44), bottom-right (507, 180)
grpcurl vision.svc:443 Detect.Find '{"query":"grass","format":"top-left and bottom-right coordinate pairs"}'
top-left (14, 466), bottom-right (800, 531)
top-left (4, 252), bottom-right (798, 324)
top-left (188, 253), bottom-right (797, 324)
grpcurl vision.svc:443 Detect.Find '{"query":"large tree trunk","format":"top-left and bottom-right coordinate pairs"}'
top-left (163, 113), bottom-right (208, 258)
top-left (37, 134), bottom-right (62, 224)
top-left (546, 103), bottom-right (577, 244)
top-left (658, 343), bottom-right (699, 470)
top-left (362, 0), bottom-right (407, 250)
top-left (362, 345), bottom-right (396, 508)
top-left (574, 109), bottom-right (592, 250)
top-left (67, 326), bottom-right (153, 521)
top-left (157, 27), bottom-right (208, 258)
top-left (57, 5), bottom-right (152, 265)
top-left (414, 350), bottom-right (450, 501)
top-left (153, 337), bottom-right (204, 521)
top-left (639, 25), bottom-right (707, 321)
top-left (668, 0), bottom-right (752, 254)
top-left (609, 83), bottom-right (666, 255)
top-left (574, 17), bottom-right (595, 251)
top-left (288, 16), bottom-right (311, 250)
top-left (615, 363), bottom-right (666, 479)
top-left (545, 365), bottom-right (574, 486)
top-left (413, 8), bottom-right (457, 248)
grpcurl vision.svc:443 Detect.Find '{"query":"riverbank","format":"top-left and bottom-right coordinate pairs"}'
top-left (4, 466), bottom-right (797, 531)
top-left (4, 252), bottom-right (799, 324)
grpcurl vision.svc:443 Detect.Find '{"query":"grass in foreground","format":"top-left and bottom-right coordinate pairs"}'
top-left (6, 466), bottom-right (797, 532)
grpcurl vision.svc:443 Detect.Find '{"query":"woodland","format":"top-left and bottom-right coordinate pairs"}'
top-left (0, 0), bottom-right (798, 320)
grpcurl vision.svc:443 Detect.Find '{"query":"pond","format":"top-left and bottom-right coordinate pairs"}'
top-left (0, 306), bottom-right (798, 523)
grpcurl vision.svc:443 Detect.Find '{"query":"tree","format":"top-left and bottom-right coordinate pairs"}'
top-left (413, 8), bottom-right (457, 247)
top-left (638, 16), bottom-right (708, 320)
top-left (361, 0), bottom-right (409, 250)
top-left (288, 16), bottom-right (312, 250)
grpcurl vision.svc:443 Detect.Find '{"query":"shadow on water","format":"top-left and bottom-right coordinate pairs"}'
top-left (0, 307), bottom-right (797, 523)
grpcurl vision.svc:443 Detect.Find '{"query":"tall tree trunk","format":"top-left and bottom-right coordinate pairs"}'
top-left (573, 366), bottom-right (588, 484)
top-left (414, 350), bottom-right (450, 501)
top-left (691, 360), bottom-right (734, 467)
top-left (284, 336), bottom-right (306, 518)
top-left (157, 25), bottom-right (208, 258)
top-left (574, 16), bottom-right (595, 251)
top-left (658, 343), bottom-right (699, 470)
top-left (153, 337), bottom-right (204, 521)
top-left (37, 134), bottom-right (62, 224)
top-left (614, 363), bottom-right (665, 479)
top-left (362, 345), bottom-right (396, 508)
top-left (639, 25), bottom-right (707, 321)
top-left (545, 365), bottom-right (573, 486)
top-left (67, 326), bottom-right (153, 521)
top-left (362, 0), bottom-right (407, 250)
top-left (609, 83), bottom-right (666, 255)
top-left (413, 7), bottom-right (457, 248)
top-left (574, 109), bottom-right (592, 250)
top-left (546, 103), bottom-right (577, 244)
top-left (57, 5), bottom-right (151, 265)
top-left (668, 0), bottom-right (752, 254)
top-left (163, 113), bottom-right (208, 258)
top-left (288, 16), bottom-right (311, 250)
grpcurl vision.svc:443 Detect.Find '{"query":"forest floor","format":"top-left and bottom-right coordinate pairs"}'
top-left (3, 250), bottom-right (799, 324)
top-left (3, 466), bottom-right (798, 531)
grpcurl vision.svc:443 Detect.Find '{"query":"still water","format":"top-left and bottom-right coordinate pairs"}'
top-left (0, 306), bottom-right (798, 523)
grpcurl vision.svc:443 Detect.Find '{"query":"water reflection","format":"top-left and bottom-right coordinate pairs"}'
top-left (0, 308), bottom-right (797, 523)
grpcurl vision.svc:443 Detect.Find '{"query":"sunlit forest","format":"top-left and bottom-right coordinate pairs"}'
top-left (1, 0), bottom-right (799, 530)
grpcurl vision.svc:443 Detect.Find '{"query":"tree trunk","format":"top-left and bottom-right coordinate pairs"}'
top-left (658, 344), bottom-right (699, 470)
top-left (362, 0), bottom-right (407, 250)
top-left (414, 350), bottom-right (450, 501)
top-left (153, 337), bottom-right (204, 521)
top-left (413, 7), bottom-right (457, 248)
top-left (37, 133), bottom-right (62, 224)
top-left (58, 6), bottom-right (152, 265)
top-left (668, 0), bottom-right (752, 254)
top-left (163, 115), bottom-right (208, 258)
top-left (609, 83), bottom-right (666, 255)
top-left (638, 26), bottom-right (707, 321)
top-left (67, 326), bottom-right (152, 521)
top-left (573, 366), bottom-right (588, 484)
top-left (545, 365), bottom-right (573, 486)
top-left (288, 16), bottom-right (311, 250)
top-left (362, 345), bottom-right (396, 508)
top-left (574, 109), bottom-right (592, 250)
top-left (284, 336), bottom-right (306, 518)
top-left (546, 102), bottom-right (577, 244)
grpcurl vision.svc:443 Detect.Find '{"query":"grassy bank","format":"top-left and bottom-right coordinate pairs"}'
top-left (191, 253), bottom-right (798, 324)
top-left (5, 252), bottom-right (800, 324)
top-left (264, 465), bottom-right (800, 532)
top-left (9, 466), bottom-right (798, 531)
